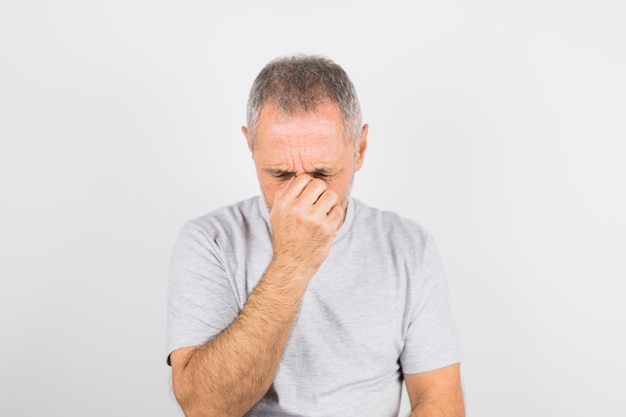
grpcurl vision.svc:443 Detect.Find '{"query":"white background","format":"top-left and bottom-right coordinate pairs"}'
top-left (1, 1), bottom-right (625, 416)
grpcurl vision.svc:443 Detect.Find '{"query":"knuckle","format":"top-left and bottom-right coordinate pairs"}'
top-left (292, 203), bottom-right (307, 217)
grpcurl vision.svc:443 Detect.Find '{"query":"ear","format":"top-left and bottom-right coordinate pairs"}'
top-left (242, 126), bottom-right (253, 153)
top-left (355, 124), bottom-right (368, 171)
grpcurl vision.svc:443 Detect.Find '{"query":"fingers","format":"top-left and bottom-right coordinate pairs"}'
top-left (277, 175), bottom-right (329, 206)
top-left (272, 174), bottom-right (342, 225)
top-left (313, 187), bottom-right (340, 215)
top-left (278, 175), bottom-right (319, 202)
top-left (269, 174), bottom-right (344, 276)
top-left (327, 204), bottom-right (344, 230)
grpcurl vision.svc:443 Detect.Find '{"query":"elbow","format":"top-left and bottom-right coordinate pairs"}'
top-left (172, 382), bottom-right (226, 417)
top-left (172, 380), bottom-right (193, 416)
top-left (174, 397), bottom-right (211, 417)
top-left (172, 386), bottom-right (204, 417)
top-left (170, 348), bottom-right (226, 417)
top-left (172, 377), bottom-right (204, 417)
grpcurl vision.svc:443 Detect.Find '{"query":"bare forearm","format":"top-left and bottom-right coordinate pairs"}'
top-left (174, 261), bottom-right (309, 417)
top-left (173, 175), bottom-right (342, 416)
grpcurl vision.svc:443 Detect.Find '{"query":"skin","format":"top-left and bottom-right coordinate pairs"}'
top-left (246, 102), bottom-right (367, 224)
top-left (169, 101), bottom-right (464, 417)
top-left (405, 364), bottom-right (465, 417)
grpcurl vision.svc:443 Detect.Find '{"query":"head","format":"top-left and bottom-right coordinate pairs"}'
top-left (245, 54), bottom-right (363, 148)
top-left (242, 54), bottom-right (368, 215)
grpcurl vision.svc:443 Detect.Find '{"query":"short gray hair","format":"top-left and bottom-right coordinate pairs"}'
top-left (246, 54), bottom-right (362, 146)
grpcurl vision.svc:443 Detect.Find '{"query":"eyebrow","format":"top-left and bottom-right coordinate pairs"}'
top-left (264, 167), bottom-right (339, 176)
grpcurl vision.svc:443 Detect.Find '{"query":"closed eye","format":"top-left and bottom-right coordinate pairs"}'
top-left (269, 171), bottom-right (295, 180)
top-left (264, 168), bottom-right (336, 180)
top-left (311, 172), bottom-right (332, 179)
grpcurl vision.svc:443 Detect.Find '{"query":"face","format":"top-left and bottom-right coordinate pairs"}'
top-left (242, 102), bottom-right (367, 219)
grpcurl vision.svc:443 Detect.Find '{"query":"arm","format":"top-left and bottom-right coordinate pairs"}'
top-left (170, 175), bottom-right (343, 417)
top-left (405, 363), bottom-right (465, 417)
top-left (170, 260), bottom-right (308, 417)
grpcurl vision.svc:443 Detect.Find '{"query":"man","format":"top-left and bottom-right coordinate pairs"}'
top-left (167, 54), bottom-right (464, 417)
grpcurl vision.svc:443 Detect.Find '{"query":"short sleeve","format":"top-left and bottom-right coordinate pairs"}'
top-left (166, 222), bottom-right (240, 365)
top-left (399, 232), bottom-right (463, 374)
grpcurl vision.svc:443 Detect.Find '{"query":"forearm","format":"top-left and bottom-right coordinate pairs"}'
top-left (172, 174), bottom-right (341, 416)
top-left (174, 261), bottom-right (309, 417)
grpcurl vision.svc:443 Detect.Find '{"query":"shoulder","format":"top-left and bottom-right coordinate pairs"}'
top-left (181, 196), bottom-right (264, 235)
top-left (351, 198), bottom-right (432, 249)
top-left (173, 196), bottom-right (267, 254)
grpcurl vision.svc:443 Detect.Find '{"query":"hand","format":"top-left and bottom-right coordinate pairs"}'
top-left (269, 174), bottom-right (344, 279)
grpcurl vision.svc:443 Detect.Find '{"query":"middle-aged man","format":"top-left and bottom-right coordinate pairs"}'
top-left (166, 54), bottom-right (464, 417)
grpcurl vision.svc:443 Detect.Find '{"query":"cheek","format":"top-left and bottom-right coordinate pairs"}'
top-left (259, 178), bottom-right (281, 203)
top-left (326, 175), bottom-right (353, 197)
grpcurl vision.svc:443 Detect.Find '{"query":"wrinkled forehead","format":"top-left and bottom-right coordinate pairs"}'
top-left (252, 112), bottom-right (355, 174)
top-left (256, 101), bottom-right (352, 144)
top-left (258, 101), bottom-right (343, 134)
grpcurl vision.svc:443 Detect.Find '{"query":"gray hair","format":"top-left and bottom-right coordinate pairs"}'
top-left (246, 54), bottom-right (362, 146)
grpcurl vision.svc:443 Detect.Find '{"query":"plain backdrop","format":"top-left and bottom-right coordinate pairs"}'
top-left (1, 1), bottom-right (625, 416)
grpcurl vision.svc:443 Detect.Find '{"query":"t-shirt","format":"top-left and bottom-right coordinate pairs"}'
top-left (167, 196), bottom-right (462, 416)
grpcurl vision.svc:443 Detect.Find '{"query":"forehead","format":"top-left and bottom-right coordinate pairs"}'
top-left (252, 103), bottom-right (353, 169)
top-left (254, 102), bottom-right (349, 148)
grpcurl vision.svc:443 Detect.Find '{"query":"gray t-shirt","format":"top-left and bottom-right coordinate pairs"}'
top-left (167, 196), bottom-right (462, 416)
